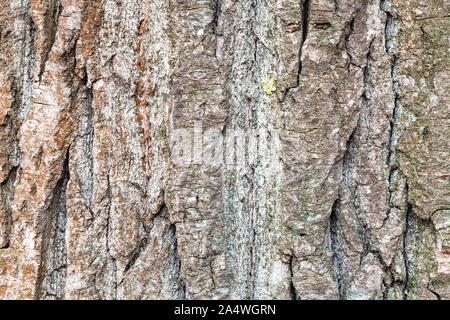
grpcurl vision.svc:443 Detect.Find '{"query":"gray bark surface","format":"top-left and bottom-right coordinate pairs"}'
top-left (0, 0), bottom-right (448, 299)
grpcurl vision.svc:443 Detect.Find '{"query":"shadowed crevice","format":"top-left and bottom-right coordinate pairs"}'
top-left (330, 198), bottom-right (345, 299)
top-left (212, 0), bottom-right (222, 35)
top-left (35, 147), bottom-right (70, 300)
top-left (169, 223), bottom-right (187, 299)
top-left (402, 201), bottom-right (411, 300)
top-left (297, 0), bottom-right (311, 84)
top-left (0, 166), bottom-right (19, 249)
top-left (289, 255), bottom-right (298, 300)
top-left (37, 0), bottom-right (62, 84)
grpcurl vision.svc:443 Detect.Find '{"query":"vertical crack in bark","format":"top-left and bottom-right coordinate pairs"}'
top-left (330, 198), bottom-right (345, 299)
top-left (289, 255), bottom-right (298, 300)
top-left (35, 148), bottom-right (70, 300)
top-left (208, 258), bottom-right (216, 290)
top-left (280, 0), bottom-right (311, 100)
top-left (382, 2), bottom-right (401, 221)
top-left (78, 69), bottom-right (95, 219)
top-left (37, 0), bottom-right (62, 84)
top-left (0, 1), bottom-right (36, 250)
top-left (22, 0), bottom-right (37, 122)
top-left (362, 38), bottom-right (375, 140)
top-left (212, 0), bottom-right (222, 35)
top-left (383, 1), bottom-right (400, 169)
top-left (334, 0), bottom-right (339, 12)
top-left (382, 1), bottom-right (412, 299)
top-left (359, 39), bottom-right (375, 263)
top-left (86, 85), bottom-right (94, 211)
top-left (0, 166), bottom-right (19, 249)
top-left (344, 17), bottom-right (357, 71)
top-left (280, 0), bottom-right (311, 103)
top-left (330, 105), bottom-right (361, 299)
top-left (0, 78), bottom-right (23, 248)
top-left (104, 171), bottom-right (117, 299)
top-left (169, 223), bottom-right (187, 299)
top-left (297, 0), bottom-right (311, 84)
top-left (329, 33), bottom-right (374, 298)
top-left (402, 201), bottom-right (412, 300)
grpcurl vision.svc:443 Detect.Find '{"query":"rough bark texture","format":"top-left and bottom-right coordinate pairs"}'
top-left (0, 0), bottom-right (448, 300)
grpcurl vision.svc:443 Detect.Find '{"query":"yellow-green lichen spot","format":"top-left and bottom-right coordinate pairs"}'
top-left (262, 77), bottom-right (276, 95)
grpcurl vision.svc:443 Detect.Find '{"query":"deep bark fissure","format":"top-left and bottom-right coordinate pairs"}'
top-left (37, 0), bottom-right (62, 84)
top-left (289, 255), bottom-right (298, 300)
top-left (35, 147), bottom-right (70, 300)
top-left (209, 258), bottom-right (216, 290)
top-left (331, 42), bottom-right (376, 292)
top-left (280, 0), bottom-right (311, 101)
top-left (385, 79), bottom-right (399, 167)
top-left (0, 0), bottom-right (36, 254)
top-left (0, 90), bottom-right (20, 250)
top-left (169, 223), bottom-right (187, 299)
top-left (382, 0), bottom-right (400, 167)
top-left (358, 39), bottom-right (375, 264)
top-left (329, 111), bottom-right (362, 299)
top-left (382, 3), bottom-right (411, 300)
top-left (23, 0), bottom-right (37, 122)
top-left (330, 198), bottom-right (345, 299)
top-left (212, 0), bottom-right (222, 35)
top-left (86, 85), bottom-right (94, 210)
top-left (402, 202), bottom-right (412, 300)
top-left (0, 166), bottom-right (18, 249)
top-left (297, 0), bottom-right (310, 84)
top-left (344, 17), bottom-right (357, 71)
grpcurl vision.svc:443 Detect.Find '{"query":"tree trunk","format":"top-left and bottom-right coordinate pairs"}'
top-left (0, 0), bottom-right (448, 300)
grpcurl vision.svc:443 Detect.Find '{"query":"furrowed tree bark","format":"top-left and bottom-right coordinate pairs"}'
top-left (0, 0), bottom-right (448, 300)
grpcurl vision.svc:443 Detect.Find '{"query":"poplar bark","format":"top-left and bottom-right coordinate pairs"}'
top-left (0, 0), bottom-right (448, 299)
